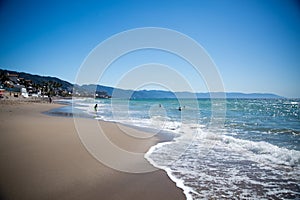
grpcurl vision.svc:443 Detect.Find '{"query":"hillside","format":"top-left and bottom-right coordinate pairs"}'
top-left (0, 69), bottom-right (73, 92)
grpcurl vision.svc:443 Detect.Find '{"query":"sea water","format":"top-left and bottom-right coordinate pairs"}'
top-left (67, 98), bottom-right (300, 199)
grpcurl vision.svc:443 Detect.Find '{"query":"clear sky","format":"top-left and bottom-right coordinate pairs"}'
top-left (0, 0), bottom-right (299, 97)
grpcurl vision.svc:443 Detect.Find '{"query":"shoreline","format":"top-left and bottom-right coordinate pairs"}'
top-left (0, 100), bottom-right (185, 199)
top-left (45, 102), bottom-right (177, 143)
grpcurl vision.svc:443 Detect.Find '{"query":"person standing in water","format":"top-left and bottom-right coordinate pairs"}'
top-left (94, 104), bottom-right (98, 112)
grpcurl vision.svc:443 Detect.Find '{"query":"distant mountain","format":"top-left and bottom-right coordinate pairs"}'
top-left (0, 68), bottom-right (284, 99)
top-left (221, 92), bottom-right (283, 99)
top-left (131, 91), bottom-right (283, 99)
top-left (79, 84), bottom-right (284, 99)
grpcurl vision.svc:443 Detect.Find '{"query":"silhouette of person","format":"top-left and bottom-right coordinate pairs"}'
top-left (94, 104), bottom-right (98, 112)
top-left (48, 94), bottom-right (52, 103)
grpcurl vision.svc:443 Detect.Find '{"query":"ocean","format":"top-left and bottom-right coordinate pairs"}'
top-left (56, 98), bottom-right (300, 199)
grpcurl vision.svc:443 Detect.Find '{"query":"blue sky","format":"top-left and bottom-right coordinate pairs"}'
top-left (0, 0), bottom-right (299, 97)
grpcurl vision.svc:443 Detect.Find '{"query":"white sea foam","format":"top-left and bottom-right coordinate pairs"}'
top-left (145, 127), bottom-right (300, 199)
top-left (290, 101), bottom-right (299, 105)
top-left (219, 135), bottom-right (300, 167)
top-left (145, 142), bottom-right (197, 200)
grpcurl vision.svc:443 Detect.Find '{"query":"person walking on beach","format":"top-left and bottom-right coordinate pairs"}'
top-left (94, 104), bottom-right (98, 112)
top-left (48, 94), bottom-right (52, 103)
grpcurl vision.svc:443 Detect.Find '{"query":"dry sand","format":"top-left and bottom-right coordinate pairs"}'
top-left (0, 101), bottom-right (185, 200)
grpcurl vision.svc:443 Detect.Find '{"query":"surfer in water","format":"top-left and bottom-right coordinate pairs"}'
top-left (94, 104), bottom-right (98, 112)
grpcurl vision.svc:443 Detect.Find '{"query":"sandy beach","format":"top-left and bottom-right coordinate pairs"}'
top-left (0, 101), bottom-right (185, 200)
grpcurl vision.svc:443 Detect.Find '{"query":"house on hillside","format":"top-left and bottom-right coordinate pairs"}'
top-left (95, 91), bottom-right (111, 99)
top-left (1, 73), bottom-right (31, 97)
top-left (3, 73), bottom-right (18, 88)
top-left (7, 73), bottom-right (19, 84)
top-left (6, 85), bottom-right (28, 98)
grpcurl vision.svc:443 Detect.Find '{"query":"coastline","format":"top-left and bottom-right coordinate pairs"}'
top-left (0, 100), bottom-right (185, 200)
